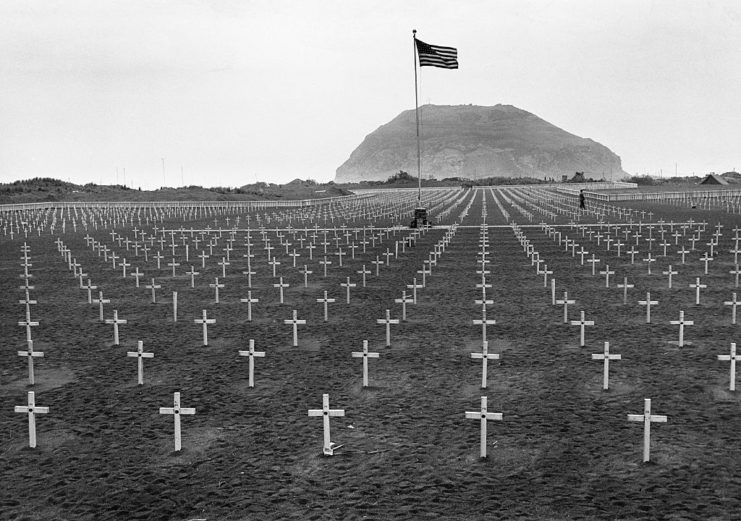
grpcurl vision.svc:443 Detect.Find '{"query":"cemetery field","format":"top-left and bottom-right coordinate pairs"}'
top-left (2, 187), bottom-right (741, 520)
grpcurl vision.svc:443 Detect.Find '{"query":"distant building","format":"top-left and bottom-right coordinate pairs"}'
top-left (700, 173), bottom-right (728, 185)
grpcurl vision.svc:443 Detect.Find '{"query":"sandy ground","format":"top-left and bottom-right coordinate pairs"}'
top-left (1, 188), bottom-right (741, 520)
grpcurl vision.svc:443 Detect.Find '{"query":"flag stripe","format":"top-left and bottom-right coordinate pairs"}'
top-left (415, 39), bottom-right (458, 69)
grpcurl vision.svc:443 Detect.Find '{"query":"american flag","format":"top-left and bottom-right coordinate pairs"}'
top-left (415, 39), bottom-right (458, 69)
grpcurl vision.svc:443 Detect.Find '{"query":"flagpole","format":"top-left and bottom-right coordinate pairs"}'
top-left (413, 29), bottom-right (421, 206)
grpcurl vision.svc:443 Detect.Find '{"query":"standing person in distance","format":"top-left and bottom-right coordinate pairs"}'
top-left (579, 190), bottom-right (586, 211)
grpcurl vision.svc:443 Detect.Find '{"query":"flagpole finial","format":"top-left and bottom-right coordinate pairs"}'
top-left (413, 29), bottom-right (417, 37)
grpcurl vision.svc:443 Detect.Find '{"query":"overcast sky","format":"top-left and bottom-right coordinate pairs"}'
top-left (1, 0), bottom-right (740, 189)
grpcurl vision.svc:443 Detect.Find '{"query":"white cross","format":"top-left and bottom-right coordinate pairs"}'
top-left (240, 290), bottom-right (259, 321)
top-left (185, 265), bottom-right (199, 288)
top-left (18, 339), bottom-right (43, 385)
top-left (407, 277), bottom-right (423, 304)
top-left (591, 341), bottom-right (621, 390)
top-left (689, 277), bottom-right (707, 305)
top-left (92, 291), bottom-right (110, 321)
top-left (724, 292), bottom-right (739, 325)
top-left (18, 309), bottom-right (39, 342)
top-left (167, 258), bottom-right (180, 277)
top-left (395, 290), bottom-right (414, 321)
top-left (473, 307), bottom-right (496, 343)
top-left (198, 250), bottom-right (209, 268)
top-left (465, 396), bottom-right (502, 459)
top-left (143, 278), bottom-right (161, 303)
top-left (471, 340), bottom-right (500, 389)
top-left (555, 291), bottom-right (575, 323)
top-left (416, 266), bottom-right (430, 287)
top-left (357, 265), bottom-right (371, 288)
top-left (194, 309), bottom-right (216, 346)
top-left (700, 252), bottom-right (713, 274)
top-left (210, 277), bottom-right (225, 304)
top-left (14, 391), bottom-right (49, 448)
top-left (662, 265), bottom-right (678, 289)
top-left (669, 310), bottom-right (693, 347)
top-left (600, 265), bottom-right (616, 287)
top-left (120, 258), bottom-right (131, 278)
top-left (218, 257), bottom-right (230, 278)
top-left (284, 309), bottom-right (306, 347)
top-left (372, 256), bottom-right (384, 277)
top-left (627, 398), bottom-right (667, 462)
top-left (319, 256), bottom-right (332, 277)
top-left (728, 264), bottom-right (741, 287)
top-left (376, 309), bottom-right (399, 348)
top-left (127, 340), bottom-right (154, 385)
top-left (617, 276), bottom-right (634, 305)
top-left (81, 279), bottom-right (97, 303)
top-left (340, 277), bottom-right (356, 304)
top-left (638, 292), bottom-right (659, 323)
top-left (239, 339), bottom-right (265, 388)
top-left (718, 342), bottom-right (741, 391)
top-left (104, 309), bottom-right (127, 345)
top-left (570, 311), bottom-right (594, 347)
top-left (308, 394), bottom-right (345, 456)
top-left (316, 291), bottom-right (335, 322)
top-left (299, 265), bottom-right (313, 288)
top-left (159, 392), bottom-right (196, 452)
top-left (130, 266), bottom-right (143, 287)
top-left (586, 255), bottom-right (601, 275)
top-left (352, 340), bottom-right (379, 387)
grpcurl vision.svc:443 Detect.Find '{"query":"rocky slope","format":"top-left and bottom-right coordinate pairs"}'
top-left (336, 104), bottom-right (627, 182)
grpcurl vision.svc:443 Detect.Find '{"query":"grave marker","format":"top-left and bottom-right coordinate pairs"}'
top-left (210, 277), bottom-right (225, 303)
top-left (357, 265), bottom-right (371, 288)
top-left (145, 278), bottom-right (162, 304)
top-left (395, 291), bottom-right (414, 321)
top-left (465, 396), bottom-right (502, 458)
top-left (352, 340), bottom-right (379, 387)
top-left (617, 276), bottom-right (634, 304)
top-left (284, 310), bottom-right (306, 347)
top-left (670, 310), bottom-right (693, 347)
top-left (570, 311), bottom-right (594, 347)
top-left (194, 309), bottom-right (216, 346)
top-left (471, 340), bottom-right (500, 389)
top-left (14, 391), bottom-right (48, 448)
top-left (159, 392), bottom-right (195, 452)
top-left (81, 279), bottom-right (97, 303)
top-left (316, 291), bottom-right (335, 322)
top-left (105, 309), bottom-right (127, 345)
top-left (240, 291), bottom-right (259, 321)
top-left (126, 340), bottom-right (154, 385)
top-left (238, 339), bottom-right (265, 388)
top-left (724, 293), bottom-right (739, 324)
top-left (376, 309), bottom-right (399, 347)
top-left (473, 307), bottom-right (496, 343)
top-left (555, 291), bottom-right (575, 323)
top-left (591, 341), bottom-right (621, 390)
top-left (92, 291), bottom-right (110, 321)
top-left (638, 292), bottom-right (659, 323)
top-left (600, 265), bottom-right (616, 287)
top-left (689, 277), bottom-right (707, 305)
top-left (308, 394), bottom-right (345, 456)
top-left (662, 265), bottom-right (678, 289)
top-left (340, 277), bottom-right (356, 304)
top-left (273, 277), bottom-right (289, 304)
top-left (627, 398), bottom-right (667, 462)
top-left (18, 339), bottom-right (43, 385)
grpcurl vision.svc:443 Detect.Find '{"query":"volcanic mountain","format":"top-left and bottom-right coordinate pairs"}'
top-left (335, 104), bottom-right (627, 182)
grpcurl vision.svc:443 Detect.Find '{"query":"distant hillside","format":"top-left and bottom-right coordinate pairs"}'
top-left (0, 178), bottom-right (351, 204)
top-left (336, 104), bottom-right (627, 182)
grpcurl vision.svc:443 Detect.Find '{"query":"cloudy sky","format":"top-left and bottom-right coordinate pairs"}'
top-left (1, 0), bottom-right (740, 189)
